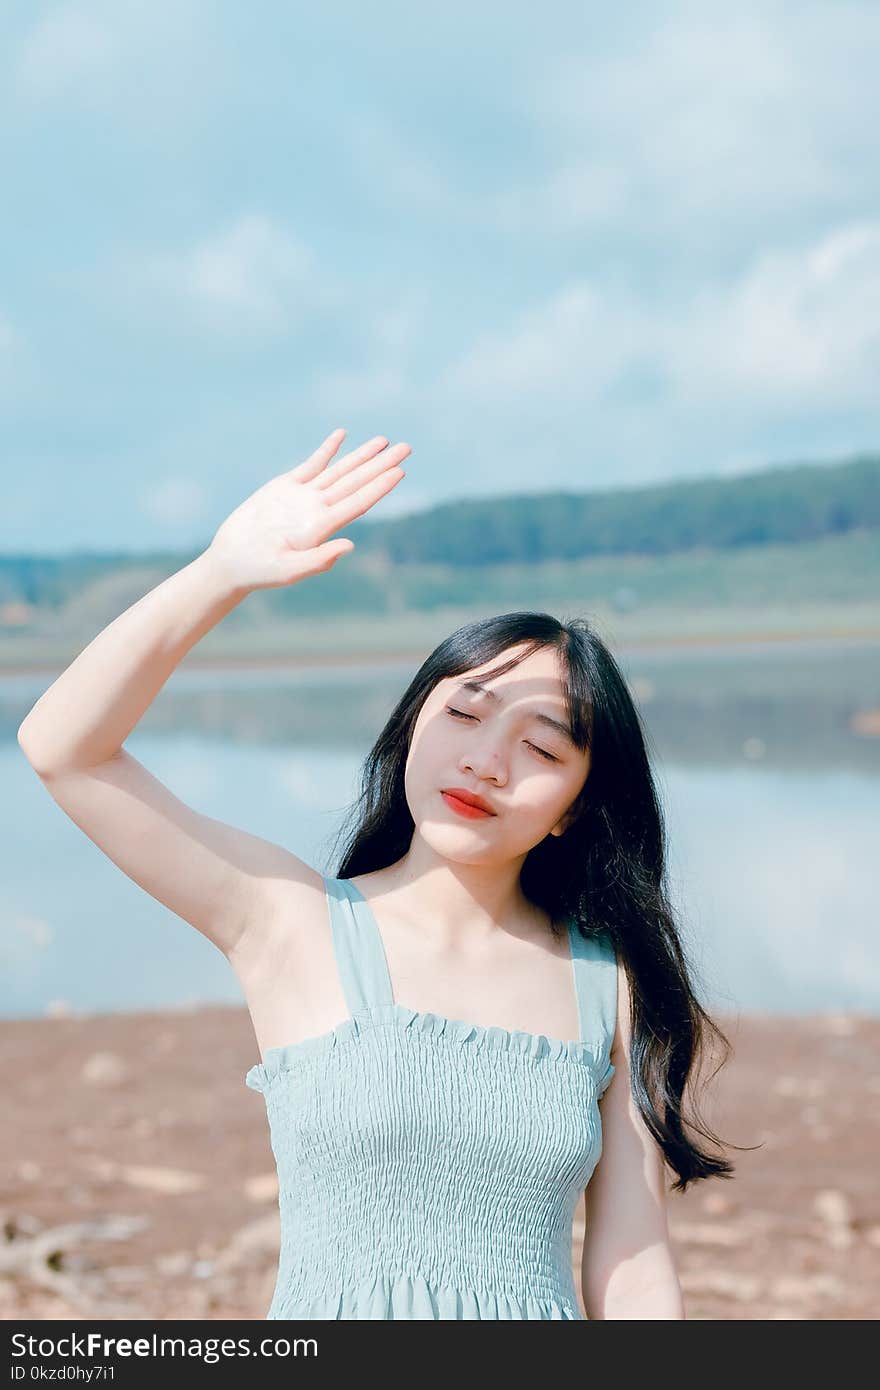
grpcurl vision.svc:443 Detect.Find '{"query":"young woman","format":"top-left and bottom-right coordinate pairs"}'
top-left (18, 427), bottom-right (735, 1321)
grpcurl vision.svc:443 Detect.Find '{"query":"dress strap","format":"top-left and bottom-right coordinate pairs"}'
top-left (567, 921), bottom-right (619, 1091)
top-left (322, 875), bottom-right (395, 1015)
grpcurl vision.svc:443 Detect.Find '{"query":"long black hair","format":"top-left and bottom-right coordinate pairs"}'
top-left (327, 610), bottom-right (742, 1193)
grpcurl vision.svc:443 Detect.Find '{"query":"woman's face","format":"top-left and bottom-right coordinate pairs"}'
top-left (404, 643), bottom-right (592, 867)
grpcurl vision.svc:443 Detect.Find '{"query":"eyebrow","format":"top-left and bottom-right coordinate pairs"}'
top-left (453, 679), bottom-right (576, 745)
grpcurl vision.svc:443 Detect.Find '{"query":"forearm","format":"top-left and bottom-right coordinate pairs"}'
top-left (17, 548), bottom-right (248, 774)
top-left (584, 1242), bottom-right (686, 1320)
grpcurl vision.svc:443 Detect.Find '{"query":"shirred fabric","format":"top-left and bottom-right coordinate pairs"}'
top-left (245, 875), bottom-right (618, 1320)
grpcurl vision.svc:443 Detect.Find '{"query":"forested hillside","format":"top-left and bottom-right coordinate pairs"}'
top-left (0, 453), bottom-right (877, 661)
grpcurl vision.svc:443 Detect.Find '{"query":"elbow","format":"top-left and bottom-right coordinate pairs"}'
top-left (17, 720), bottom-right (39, 767)
top-left (17, 720), bottom-right (59, 778)
top-left (18, 721), bottom-right (40, 764)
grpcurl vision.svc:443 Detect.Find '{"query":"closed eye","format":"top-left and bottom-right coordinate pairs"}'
top-left (444, 706), bottom-right (560, 762)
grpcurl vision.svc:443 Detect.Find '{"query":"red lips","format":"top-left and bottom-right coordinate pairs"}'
top-left (441, 787), bottom-right (497, 816)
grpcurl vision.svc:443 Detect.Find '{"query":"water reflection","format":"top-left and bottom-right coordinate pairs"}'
top-left (2, 639), bottom-right (878, 1016)
top-left (5, 638), bottom-right (878, 770)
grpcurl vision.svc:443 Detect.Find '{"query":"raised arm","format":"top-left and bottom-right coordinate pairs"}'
top-left (17, 428), bottom-right (411, 962)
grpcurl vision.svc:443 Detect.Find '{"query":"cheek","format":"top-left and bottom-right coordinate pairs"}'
top-left (535, 780), bottom-right (574, 819)
top-left (403, 719), bottom-right (442, 796)
top-left (527, 769), bottom-right (582, 819)
top-left (408, 708), bottom-right (450, 763)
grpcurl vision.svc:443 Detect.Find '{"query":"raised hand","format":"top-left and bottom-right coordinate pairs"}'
top-left (206, 429), bottom-right (411, 593)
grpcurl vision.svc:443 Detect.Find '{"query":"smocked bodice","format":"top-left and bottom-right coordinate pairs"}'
top-left (244, 875), bottom-right (618, 1320)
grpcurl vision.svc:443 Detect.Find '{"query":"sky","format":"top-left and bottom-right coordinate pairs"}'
top-left (2, 0), bottom-right (879, 554)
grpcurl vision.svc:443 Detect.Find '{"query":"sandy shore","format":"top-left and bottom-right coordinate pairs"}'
top-left (1, 1006), bottom-right (877, 1321)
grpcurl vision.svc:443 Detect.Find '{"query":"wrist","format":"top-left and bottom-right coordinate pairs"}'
top-left (194, 545), bottom-right (253, 605)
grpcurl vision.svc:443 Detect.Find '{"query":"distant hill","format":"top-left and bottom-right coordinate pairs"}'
top-left (0, 453), bottom-right (877, 637)
top-left (351, 451), bottom-right (880, 565)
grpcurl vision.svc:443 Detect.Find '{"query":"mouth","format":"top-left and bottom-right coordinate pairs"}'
top-left (440, 789), bottom-right (497, 819)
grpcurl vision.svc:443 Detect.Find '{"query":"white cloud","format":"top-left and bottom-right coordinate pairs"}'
top-left (122, 213), bottom-right (342, 339)
top-left (441, 280), bottom-right (642, 402)
top-left (184, 218), bottom-right (311, 315)
top-left (4, 0), bottom-right (880, 542)
top-left (15, 5), bottom-right (117, 99)
top-left (663, 222), bottom-right (880, 405)
top-left (518, 4), bottom-right (878, 240)
top-left (12, 0), bottom-right (216, 133)
top-left (439, 221), bottom-right (880, 416)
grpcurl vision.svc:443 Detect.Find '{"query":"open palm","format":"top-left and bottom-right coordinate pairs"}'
top-left (208, 429), bottom-right (411, 592)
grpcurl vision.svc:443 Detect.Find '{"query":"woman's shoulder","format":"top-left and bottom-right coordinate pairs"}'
top-left (570, 917), bottom-right (617, 958)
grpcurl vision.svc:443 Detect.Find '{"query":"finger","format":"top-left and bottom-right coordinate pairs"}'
top-left (314, 433), bottom-right (392, 488)
top-left (321, 442), bottom-right (412, 505)
top-left (324, 461), bottom-right (407, 526)
top-left (288, 428), bottom-right (347, 482)
top-left (319, 538), bottom-right (356, 563)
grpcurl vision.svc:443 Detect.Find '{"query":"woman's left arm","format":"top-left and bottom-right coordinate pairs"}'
top-left (581, 963), bottom-right (686, 1319)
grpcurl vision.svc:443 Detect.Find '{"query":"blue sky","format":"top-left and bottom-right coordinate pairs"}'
top-left (2, 0), bottom-right (879, 554)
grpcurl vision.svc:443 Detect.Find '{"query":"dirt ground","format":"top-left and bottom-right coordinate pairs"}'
top-left (1, 1006), bottom-right (877, 1321)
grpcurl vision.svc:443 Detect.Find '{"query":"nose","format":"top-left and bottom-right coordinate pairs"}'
top-left (459, 739), bottom-right (506, 784)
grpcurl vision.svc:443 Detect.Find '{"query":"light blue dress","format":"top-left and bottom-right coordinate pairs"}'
top-left (245, 874), bottom-right (618, 1320)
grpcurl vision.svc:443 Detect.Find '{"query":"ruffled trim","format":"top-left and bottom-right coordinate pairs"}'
top-left (245, 1001), bottom-right (612, 1093)
top-left (266, 1268), bottom-right (585, 1320)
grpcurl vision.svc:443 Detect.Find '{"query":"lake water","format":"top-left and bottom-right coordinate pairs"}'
top-left (2, 638), bottom-right (878, 1019)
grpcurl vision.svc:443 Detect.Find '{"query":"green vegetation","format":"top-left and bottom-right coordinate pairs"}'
top-left (350, 452), bottom-right (880, 564)
top-left (1, 453), bottom-right (877, 666)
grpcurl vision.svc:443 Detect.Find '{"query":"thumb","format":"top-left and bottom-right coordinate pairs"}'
top-left (316, 538), bottom-right (355, 566)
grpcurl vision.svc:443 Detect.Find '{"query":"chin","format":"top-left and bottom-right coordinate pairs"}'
top-left (416, 824), bottom-right (495, 862)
